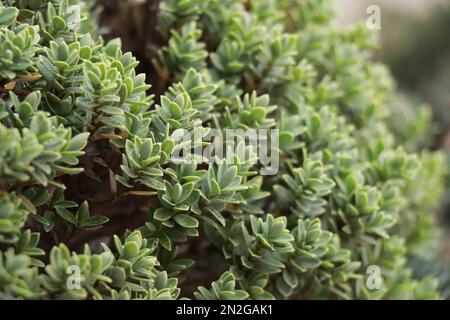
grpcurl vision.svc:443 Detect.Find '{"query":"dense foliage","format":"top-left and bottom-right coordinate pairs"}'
top-left (0, 0), bottom-right (446, 300)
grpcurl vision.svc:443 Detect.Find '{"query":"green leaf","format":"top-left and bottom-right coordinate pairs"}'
top-left (162, 138), bottom-right (175, 155)
top-left (154, 207), bottom-right (174, 222)
top-left (0, 7), bottom-right (18, 26)
top-left (55, 206), bottom-right (77, 225)
top-left (52, 15), bottom-right (66, 31)
top-left (122, 241), bottom-right (139, 259)
top-left (174, 214), bottom-right (199, 228)
top-left (76, 201), bottom-right (90, 225)
top-left (79, 216), bottom-right (109, 228)
top-left (159, 232), bottom-right (172, 251)
top-left (68, 132), bottom-right (90, 151)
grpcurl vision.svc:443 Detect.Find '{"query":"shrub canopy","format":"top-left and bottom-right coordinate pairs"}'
top-left (0, 0), bottom-right (446, 300)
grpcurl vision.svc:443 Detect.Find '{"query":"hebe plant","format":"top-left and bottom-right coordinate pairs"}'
top-left (0, 0), bottom-right (447, 300)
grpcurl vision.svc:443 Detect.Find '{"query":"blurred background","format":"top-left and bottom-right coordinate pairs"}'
top-left (336, 0), bottom-right (450, 202)
top-left (336, 0), bottom-right (450, 295)
top-left (336, 0), bottom-right (450, 146)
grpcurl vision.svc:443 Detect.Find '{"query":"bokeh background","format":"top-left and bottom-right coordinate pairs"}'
top-left (336, 0), bottom-right (450, 145)
top-left (336, 0), bottom-right (450, 209)
top-left (336, 0), bottom-right (450, 296)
